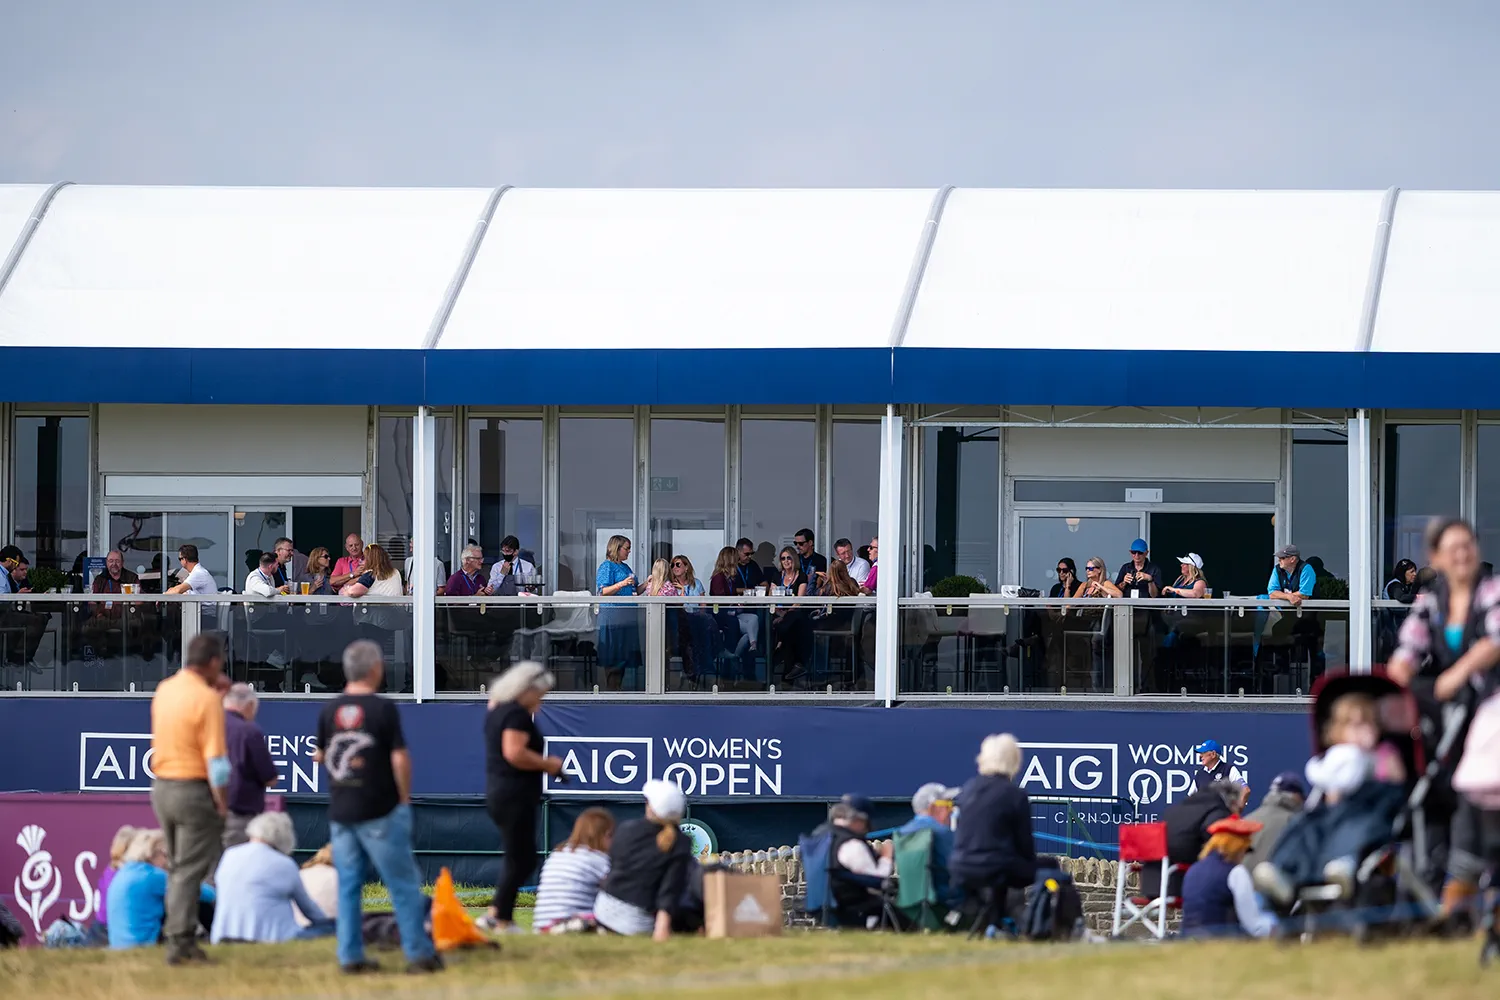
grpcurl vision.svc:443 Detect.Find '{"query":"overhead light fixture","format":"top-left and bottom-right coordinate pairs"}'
top-left (1065, 517), bottom-right (1081, 533)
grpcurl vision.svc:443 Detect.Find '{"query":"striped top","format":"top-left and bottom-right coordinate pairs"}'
top-left (532, 846), bottom-right (611, 932)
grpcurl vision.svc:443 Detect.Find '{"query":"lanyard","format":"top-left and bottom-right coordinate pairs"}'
top-left (738, 565), bottom-right (753, 588)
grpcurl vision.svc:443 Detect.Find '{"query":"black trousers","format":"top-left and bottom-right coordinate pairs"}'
top-left (487, 794), bottom-right (539, 921)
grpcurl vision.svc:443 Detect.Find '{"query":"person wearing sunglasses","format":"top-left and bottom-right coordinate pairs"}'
top-left (1079, 557), bottom-right (1122, 599)
top-left (1049, 558), bottom-right (1084, 599)
top-left (897, 782), bottom-right (963, 909)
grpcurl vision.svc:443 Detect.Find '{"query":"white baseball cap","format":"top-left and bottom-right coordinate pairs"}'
top-left (642, 778), bottom-right (686, 822)
top-left (1175, 553), bottom-right (1203, 569)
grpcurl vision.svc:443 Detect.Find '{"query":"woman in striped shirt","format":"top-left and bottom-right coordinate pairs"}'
top-left (532, 808), bottom-right (615, 933)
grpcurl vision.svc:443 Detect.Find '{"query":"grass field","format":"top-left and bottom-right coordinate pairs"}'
top-left (2, 933), bottom-right (1495, 1000)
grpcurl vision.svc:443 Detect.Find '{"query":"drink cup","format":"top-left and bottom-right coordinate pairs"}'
top-left (123, 583), bottom-right (135, 595)
top-left (300, 582), bottom-right (311, 595)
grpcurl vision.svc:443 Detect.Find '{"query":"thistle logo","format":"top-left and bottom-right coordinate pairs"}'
top-left (14, 825), bottom-right (62, 935)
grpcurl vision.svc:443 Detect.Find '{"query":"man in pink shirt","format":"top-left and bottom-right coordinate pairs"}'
top-left (862, 537), bottom-right (879, 595)
top-left (330, 534), bottom-right (365, 590)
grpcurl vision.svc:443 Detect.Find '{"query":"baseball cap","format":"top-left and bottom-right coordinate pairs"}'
top-left (911, 782), bottom-right (961, 814)
top-left (642, 778), bottom-right (686, 822)
top-left (1274, 543), bottom-right (1301, 560)
top-left (1193, 739), bottom-right (1222, 755)
top-left (1268, 770), bottom-right (1308, 798)
top-left (1175, 553), bottom-right (1203, 569)
top-left (1129, 538), bottom-right (1149, 553)
top-left (841, 793), bottom-right (874, 818)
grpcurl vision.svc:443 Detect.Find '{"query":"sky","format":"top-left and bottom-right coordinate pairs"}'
top-left (2, 1), bottom-right (1499, 189)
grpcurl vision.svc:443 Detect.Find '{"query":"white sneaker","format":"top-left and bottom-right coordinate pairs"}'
top-left (1252, 862), bottom-right (1295, 906)
top-left (1323, 857), bottom-right (1357, 900)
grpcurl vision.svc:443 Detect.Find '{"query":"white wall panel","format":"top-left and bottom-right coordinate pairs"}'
top-left (1007, 427), bottom-right (1281, 481)
top-left (98, 405), bottom-right (368, 475)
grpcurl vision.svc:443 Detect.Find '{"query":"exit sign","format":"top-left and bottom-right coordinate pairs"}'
top-left (651, 477), bottom-right (680, 493)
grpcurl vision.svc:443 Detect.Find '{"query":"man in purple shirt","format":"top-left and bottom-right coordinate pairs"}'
top-left (445, 544), bottom-right (493, 598)
top-left (223, 683), bottom-right (279, 847)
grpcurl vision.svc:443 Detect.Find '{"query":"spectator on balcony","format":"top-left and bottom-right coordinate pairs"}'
top-left (1050, 558), bottom-right (1084, 599)
top-left (1115, 539), bottom-right (1162, 598)
top-left (833, 538), bottom-right (871, 588)
top-left (712, 546), bottom-right (758, 679)
top-left (487, 535), bottom-right (538, 595)
top-left (1385, 559), bottom-right (1419, 603)
top-left (272, 538), bottom-right (307, 590)
top-left (446, 545), bottom-right (493, 598)
top-left (669, 556), bottom-right (713, 681)
top-left (93, 550), bottom-right (139, 595)
top-left (770, 546), bottom-right (813, 685)
top-left (330, 534), bottom-right (365, 591)
top-left (0, 545), bottom-right (21, 594)
top-left (1164, 554), bottom-right (1208, 599)
top-left (596, 535), bottom-right (640, 690)
top-left (642, 559), bottom-right (675, 597)
top-left (1077, 556), bottom-right (1121, 598)
top-left (862, 537), bottom-right (880, 595)
top-left (302, 547), bottom-right (333, 595)
top-left (401, 536), bottom-right (446, 596)
top-left (1266, 544), bottom-right (1316, 605)
top-left (819, 559), bottom-right (863, 599)
top-left (166, 544), bottom-right (219, 595)
top-left (732, 538), bottom-right (767, 592)
top-left (245, 553), bottom-right (289, 598)
top-left (794, 529), bottom-right (828, 582)
top-left (342, 544), bottom-right (403, 599)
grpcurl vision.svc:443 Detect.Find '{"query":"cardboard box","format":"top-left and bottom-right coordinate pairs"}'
top-left (703, 870), bottom-right (783, 939)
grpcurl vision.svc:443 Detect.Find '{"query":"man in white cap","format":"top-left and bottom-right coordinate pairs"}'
top-left (897, 782), bottom-right (961, 906)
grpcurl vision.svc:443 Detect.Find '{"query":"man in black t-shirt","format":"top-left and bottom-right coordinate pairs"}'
top-left (1116, 538), bottom-right (1163, 690)
top-left (315, 640), bottom-right (442, 976)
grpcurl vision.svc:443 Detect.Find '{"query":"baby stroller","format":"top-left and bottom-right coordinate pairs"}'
top-left (1268, 670), bottom-right (1432, 941)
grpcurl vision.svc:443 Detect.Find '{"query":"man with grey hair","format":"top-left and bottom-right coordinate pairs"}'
top-left (815, 794), bottom-right (891, 928)
top-left (897, 782), bottom-right (961, 907)
top-left (223, 682), bottom-right (279, 848)
top-left (211, 812), bottom-right (334, 944)
top-left (314, 640), bottom-right (440, 975)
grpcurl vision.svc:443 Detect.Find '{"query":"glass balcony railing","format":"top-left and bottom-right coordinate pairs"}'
top-left (0, 593), bottom-right (1395, 699)
top-left (435, 595), bottom-right (877, 695)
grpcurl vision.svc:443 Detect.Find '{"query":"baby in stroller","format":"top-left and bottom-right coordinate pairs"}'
top-left (1254, 674), bottom-right (1411, 908)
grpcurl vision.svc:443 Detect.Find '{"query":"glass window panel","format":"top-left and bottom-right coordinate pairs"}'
top-left (464, 417), bottom-right (543, 565)
top-left (1020, 515), bottom-right (1142, 595)
top-left (921, 427), bottom-right (998, 589)
top-left (1478, 425), bottom-right (1500, 566)
top-left (558, 417), bottom-right (634, 592)
top-left (1291, 428), bottom-right (1349, 582)
top-left (830, 420), bottom-right (881, 570)
top-left (649, 418), bottom-right (725, 579)
top-left (13, 415), bottom-right (90, 580)
top-left (1383, 424), bottom-right (1460, 570)
top-left (233, 510), bottom-right (289, 587)
top-left (108, 511), bottom-right (165, 592)
top-left (165, 512), bottom-right (231, 591)
top-left (376, 414), bottom-right (455, 575)
top-left (739, 419), bottom-right (814, 564)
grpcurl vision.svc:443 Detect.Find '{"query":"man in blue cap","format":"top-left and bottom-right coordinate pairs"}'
top-left (1114, 538), bottom-right (1162, 598)
top-left (1193, 739), bottom-right (1233, 789)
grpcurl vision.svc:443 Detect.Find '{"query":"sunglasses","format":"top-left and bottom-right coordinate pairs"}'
top-left (1086, 564), bottom-right (1101, 571)
top-left (672, 561), bottom-right (685, 568)
top-left (1056, 566), bottom-right (1071, 573)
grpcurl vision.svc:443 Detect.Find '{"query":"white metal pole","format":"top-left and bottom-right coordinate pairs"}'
top-left (1347, 409), bottom-right (1373, 672)
top-left (413, 407), bottom-right (437, 700)
top-left (875, 405), bottom-right (904, 705)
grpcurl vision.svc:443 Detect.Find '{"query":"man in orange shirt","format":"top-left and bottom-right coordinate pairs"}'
top-left (150, 633), bottom-right (231, 965)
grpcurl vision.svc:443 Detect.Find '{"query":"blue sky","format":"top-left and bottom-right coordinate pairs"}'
top-left (2, 1), bottom-right (1497, 188)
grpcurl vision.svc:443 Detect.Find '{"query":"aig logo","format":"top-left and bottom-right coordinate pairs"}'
top-left (1016, 742), bottom-right (1119, 799)
top-left (544, 737), bottom-right (652, 796)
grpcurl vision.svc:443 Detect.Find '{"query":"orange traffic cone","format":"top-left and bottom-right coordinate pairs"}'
top-left (431, 867), bottom-right (495, 952)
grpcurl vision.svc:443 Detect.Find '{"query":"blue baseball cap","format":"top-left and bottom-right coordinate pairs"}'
top-left (842, 794), bottom-right (874, 817)
top-left (1194, 739), bottom-right (1222, 755)
top-left (1129, 538), bottom-right (1149, 553)
top-left (1268, 771), bottom-right (1307, 798)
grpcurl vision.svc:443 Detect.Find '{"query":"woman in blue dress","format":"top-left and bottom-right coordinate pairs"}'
top-left (596, 535), bottom-right (640, 689)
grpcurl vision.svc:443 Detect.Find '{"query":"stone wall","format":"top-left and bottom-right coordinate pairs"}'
top-left (715, 846), bottom-right (1177, 935)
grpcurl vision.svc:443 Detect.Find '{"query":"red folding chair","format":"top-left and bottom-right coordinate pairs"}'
top-left (1111, 822), bottom-right (1187, 939)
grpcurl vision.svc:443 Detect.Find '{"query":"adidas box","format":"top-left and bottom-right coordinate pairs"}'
top-left (703, 871), bottom-right (783, 939)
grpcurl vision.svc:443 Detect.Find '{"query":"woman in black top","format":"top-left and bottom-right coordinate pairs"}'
top-left (479, 661), bottom-right (564, 933)
top-left (595, 778), bottom-right (692, 940)
top-left (770, 546), bottom-right (813, 684)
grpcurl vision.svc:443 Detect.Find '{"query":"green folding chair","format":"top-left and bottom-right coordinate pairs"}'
top-left (892, 827), bottom-right (944, 931)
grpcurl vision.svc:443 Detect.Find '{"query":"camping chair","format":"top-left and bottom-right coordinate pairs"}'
top-left (1111, 822), bottom-right (1184, 939)
top-left (798, 830), bottom-right (835, 926)
top-left (889, 827), bottom-right (943, 930)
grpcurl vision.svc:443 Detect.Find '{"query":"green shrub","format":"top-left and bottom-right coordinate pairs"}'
top-left (1314, 576), bottom-right (1349, 600)
top-left (24, 567), bottom-right (71, 593)
top-left (930, 575), bottom-right (988, 598)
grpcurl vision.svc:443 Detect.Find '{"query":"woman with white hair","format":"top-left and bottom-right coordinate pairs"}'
top-left (949, 734), bottom-right (1038, 905)
top-left (594, 779), bottom-right (693, 940)
top-left (478, 661), bottom-right (566, 934)
top-left (211, 811), bottom-right (333, 943)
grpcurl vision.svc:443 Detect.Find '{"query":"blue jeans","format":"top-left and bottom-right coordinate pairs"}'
top-left (330, 804), bottom-right (434, 966)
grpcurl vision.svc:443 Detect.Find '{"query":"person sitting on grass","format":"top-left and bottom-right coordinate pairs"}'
top-left (294, 844), bottom-right (339, 928)
top-left (107, 829), bottom-right (216, 950)
top-left (94, 825), bottom-right (139, 933)
top-left (1181, 816), bottom-right (1278, 938)
top-left (212, 812), bottom-right (335, 943)
top-left (533, 807), bottom-right (616, 933)
top-left (594, 780), bottom-right (692, 940)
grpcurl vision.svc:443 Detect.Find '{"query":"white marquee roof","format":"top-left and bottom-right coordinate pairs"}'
top-left (0, 183), bottom-right (1495, 356)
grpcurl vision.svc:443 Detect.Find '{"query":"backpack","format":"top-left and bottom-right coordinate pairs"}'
top-left (1021, 868), bottom-right (1083, 941)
